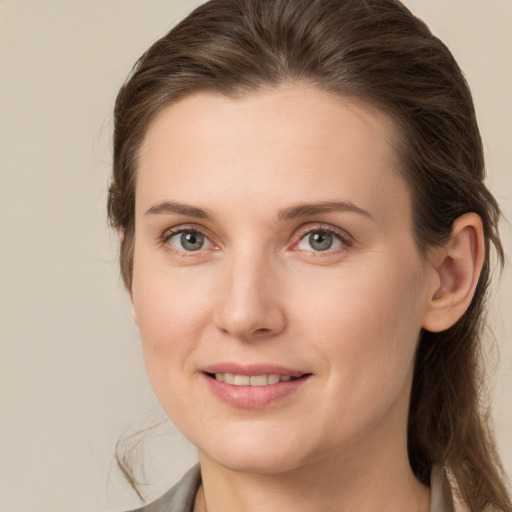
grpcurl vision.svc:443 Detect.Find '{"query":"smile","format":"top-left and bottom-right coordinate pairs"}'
top-left (210, 373), bottom-right (295, 386)
top-left (202, 367), bottom-right (311, 408)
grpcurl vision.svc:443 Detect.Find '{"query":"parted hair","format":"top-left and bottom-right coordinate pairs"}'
top-left (108, 0), bottom-right (510, 510)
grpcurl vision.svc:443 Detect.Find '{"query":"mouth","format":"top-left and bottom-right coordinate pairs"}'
top-left (205, 372), bottom-right (302, 386)
top-left (201, 365), bottom-right (312, 408)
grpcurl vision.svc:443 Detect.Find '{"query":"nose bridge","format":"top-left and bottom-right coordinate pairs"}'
top-left (214, 245), bottom-right (285, 340)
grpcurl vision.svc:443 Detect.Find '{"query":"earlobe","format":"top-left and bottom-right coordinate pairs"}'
top-left (422, 213), bottom-right (485, 333)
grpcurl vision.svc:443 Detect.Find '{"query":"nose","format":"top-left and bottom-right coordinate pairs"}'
top-left (213, 252), bottom-right (287, 341)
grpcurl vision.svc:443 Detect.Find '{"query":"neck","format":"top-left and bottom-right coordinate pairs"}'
top-left (196, 427), bottom-right (430, 512)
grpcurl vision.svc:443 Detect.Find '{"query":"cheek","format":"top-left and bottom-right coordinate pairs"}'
top-left (292, 253), bottom-right (427, 425)
top-left (293, 250), bottom-right (425, 342)
top-left (132, 254), bottom-right (214, 340)
top-left (131, 258), bottom-right (215, 403)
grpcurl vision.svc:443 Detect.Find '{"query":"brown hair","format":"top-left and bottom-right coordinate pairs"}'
top-left (108, 0), bottom-right (510, 509)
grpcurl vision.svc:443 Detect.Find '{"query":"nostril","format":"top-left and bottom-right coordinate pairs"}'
top-left (254, 328), bottom-right (271, 336)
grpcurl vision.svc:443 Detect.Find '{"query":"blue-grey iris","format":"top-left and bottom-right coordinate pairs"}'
top-left (181, 232), bottom-right (205, 251)
top-left (309, 232), bottom-right (333, 251)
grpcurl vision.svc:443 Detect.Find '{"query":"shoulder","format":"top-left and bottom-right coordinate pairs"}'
top-left (127, 464), bottom-right (201, 512)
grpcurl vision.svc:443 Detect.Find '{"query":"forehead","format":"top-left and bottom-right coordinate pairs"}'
top-left (136, 84), bottom-right (409, 224)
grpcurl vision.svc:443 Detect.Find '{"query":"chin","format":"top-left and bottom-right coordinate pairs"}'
top-left (207, 449), bottom-right (303, 475)
top-left (196, 428), bottom-right (310, 475)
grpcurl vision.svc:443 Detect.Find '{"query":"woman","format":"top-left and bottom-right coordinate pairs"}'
top-left (108, 0), bottom-right (511, 511)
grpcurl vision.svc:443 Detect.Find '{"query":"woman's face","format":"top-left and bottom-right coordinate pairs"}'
top-left (131, 84), bottom-right (437, 474)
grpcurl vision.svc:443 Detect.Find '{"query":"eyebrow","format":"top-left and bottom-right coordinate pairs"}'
top-left (144, 199), bottom-right (373, 222)
top-left (145, 201), bottom-right (213, 220)
top-left (277, 201), bottom-right (374, 221)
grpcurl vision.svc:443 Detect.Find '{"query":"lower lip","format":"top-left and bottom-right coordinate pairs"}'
top-left (203, 373), bottom-right (311, 409)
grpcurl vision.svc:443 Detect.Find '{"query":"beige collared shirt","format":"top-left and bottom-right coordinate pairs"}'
top-left (430, 465), bottom-right (455, 512)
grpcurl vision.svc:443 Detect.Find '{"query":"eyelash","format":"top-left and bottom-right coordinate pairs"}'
top-left (293, 225), bottom-right (352, 255)
top-left (160, 225), bottom-right (217, 255)
top-left (160, 224), bottom-right (353, 256)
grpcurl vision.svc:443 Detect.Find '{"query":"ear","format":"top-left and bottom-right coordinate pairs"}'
top-left (422, 213), bottom-right (485, 333)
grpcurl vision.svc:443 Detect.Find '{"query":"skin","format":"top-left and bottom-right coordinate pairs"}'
top-left (130, 84), bottom-right (483, 512)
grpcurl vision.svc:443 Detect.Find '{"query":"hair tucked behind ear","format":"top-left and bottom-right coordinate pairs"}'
top-left (108, 1), bottom-right (510, 509)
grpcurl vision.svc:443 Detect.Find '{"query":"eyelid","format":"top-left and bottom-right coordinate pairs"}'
top-left (291, 223), bottom-right (354, 251)
top-left (160, 224), bottom-right (218, 251)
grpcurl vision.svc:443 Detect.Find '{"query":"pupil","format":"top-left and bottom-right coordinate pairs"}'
top-left (181, 232), bottom-right (204, 251)
top-left (309, 232), bottom-right (332, 251)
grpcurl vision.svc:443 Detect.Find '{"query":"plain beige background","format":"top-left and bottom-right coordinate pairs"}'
top-left (0, 1), bottom-right (510, 511)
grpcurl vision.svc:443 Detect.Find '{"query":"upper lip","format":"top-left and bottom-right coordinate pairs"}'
top-left (202, 363), bottom-right (309, 377)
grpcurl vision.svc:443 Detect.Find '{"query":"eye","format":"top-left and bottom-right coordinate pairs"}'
top-left (297, 229), bottom-right (344, 252)
top-left (167, 230), bottom-right (213, 252)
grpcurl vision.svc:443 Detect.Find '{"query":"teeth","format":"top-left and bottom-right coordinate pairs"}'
top-left (267, 374), bottom-right (280, 385)
top-left (213, 373), bottom-right (296, 386)
top-left (250, 375), bottom-right (268, 386)
top-left (233, 375), bottom-right (251, 386)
